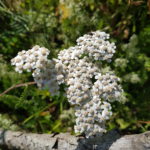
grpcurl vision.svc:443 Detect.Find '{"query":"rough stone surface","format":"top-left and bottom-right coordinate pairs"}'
top-left (109, 131), bottom-right (150, 150)
top-left (0, 128), bottom-right (150, 150)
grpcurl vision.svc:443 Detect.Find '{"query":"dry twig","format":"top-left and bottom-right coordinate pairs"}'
top-left (0, 82), bottom-right (36, 97)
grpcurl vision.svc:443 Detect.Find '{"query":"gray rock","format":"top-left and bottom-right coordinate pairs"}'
top-left (0, 128), bottom-right (150, 150)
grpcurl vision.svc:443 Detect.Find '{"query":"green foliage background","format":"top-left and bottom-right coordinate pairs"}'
top-left (0, 0), bottom-right (150, 135)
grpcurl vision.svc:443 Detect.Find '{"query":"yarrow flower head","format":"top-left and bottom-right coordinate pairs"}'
top-left (11, 31), bottom-right (125, 138)
top-left (11, 45), bottom-right (59, 96)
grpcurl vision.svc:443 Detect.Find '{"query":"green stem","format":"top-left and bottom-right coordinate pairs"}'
top-left (22, 101), bottom-right (58, 125)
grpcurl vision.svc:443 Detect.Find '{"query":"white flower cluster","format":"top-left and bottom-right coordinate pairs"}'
top-left (72, 73), bottom-right (123, 137)
top-left (11, 31), bottom-right (124, 137)
top-left (76, 31), bottom-right (116, 62)
top-left (55, 31), bottom-right (124, 137)
top-left (11, 45), bottom-right (59, 95)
